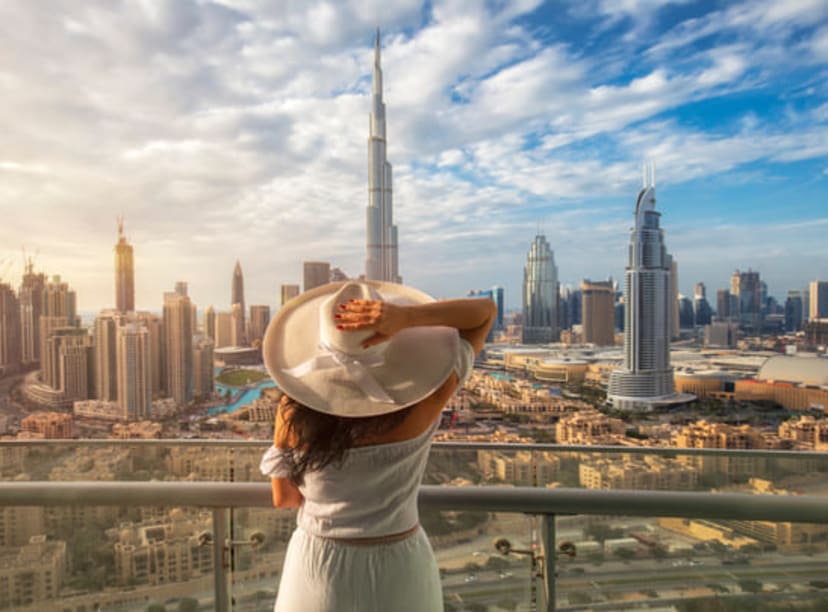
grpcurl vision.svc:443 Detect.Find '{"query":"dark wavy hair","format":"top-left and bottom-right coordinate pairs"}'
top-left (278, 394), bottom-right (412, 484)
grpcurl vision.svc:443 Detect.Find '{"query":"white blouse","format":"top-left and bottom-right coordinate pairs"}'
top-left (259, 336), bottom-right (474, 538)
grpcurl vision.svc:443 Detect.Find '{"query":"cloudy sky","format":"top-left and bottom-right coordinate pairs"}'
top-left (1, 0), bottom-right (827, 313)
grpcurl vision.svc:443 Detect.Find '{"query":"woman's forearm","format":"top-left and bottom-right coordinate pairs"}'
top-left (402, 299), bottom-right (496, 352)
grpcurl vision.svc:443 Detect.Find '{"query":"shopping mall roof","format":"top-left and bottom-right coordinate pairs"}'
top-left (757, 356), bottom-right (828, 387)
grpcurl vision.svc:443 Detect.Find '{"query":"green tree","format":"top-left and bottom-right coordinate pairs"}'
top-left (177, 599), bottom-right (199, 612)
top-left (146, 605), bottom-right (166, 612)
top-left (738, 578), bottom-right (763, 593)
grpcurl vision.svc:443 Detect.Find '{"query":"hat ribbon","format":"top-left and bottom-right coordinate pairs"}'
top-left (282, 342), bottom-right (397, 405)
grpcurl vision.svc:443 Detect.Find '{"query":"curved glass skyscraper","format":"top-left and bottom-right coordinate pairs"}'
top-left (608, 169), bottom-right (678, 410)
top-left (522, 233), bottom-right (559, 344)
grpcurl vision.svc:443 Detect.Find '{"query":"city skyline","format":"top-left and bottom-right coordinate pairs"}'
top-left (0, 2), bottom-right (826, 311)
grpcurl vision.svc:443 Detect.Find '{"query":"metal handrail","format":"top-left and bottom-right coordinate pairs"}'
top-left (2, 438), bottom-right (827, 460)
top-left (1, 481), bottom-right (827, 524)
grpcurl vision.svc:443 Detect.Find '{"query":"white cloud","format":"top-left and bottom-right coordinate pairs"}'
top-left (0, 1), bottom-right (825, 312)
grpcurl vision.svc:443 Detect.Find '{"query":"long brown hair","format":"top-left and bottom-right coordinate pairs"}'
top-left (278, 394), bottom-right (412, 484)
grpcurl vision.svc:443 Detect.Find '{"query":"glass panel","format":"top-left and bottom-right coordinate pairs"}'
top-left (0, 504), bottom-right (220, 611)
top-left (555, 514), bottom-right (828, 610)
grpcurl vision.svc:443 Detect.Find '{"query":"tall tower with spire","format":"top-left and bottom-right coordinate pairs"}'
top-left (365, 29), bottom-right (401, 283)
top-left (231, 261), bottom-right (246, 345)
top-left (115, 217), bottom-right (135, 313)
top-left (608, 165), bottom-right (687, 411)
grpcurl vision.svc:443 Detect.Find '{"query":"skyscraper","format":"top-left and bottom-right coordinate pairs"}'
top-left (39, 275), bottom-right (77, 377)
top-left (608, 167), bottom-right (680, 410)
top-left (114, 217), bottom-right (135, 313)
top-left (0, 283), bottom-right (21, 375)
top-left (281, 284), bottom-right (300, 306)
top-left (303, 262), bottom-right (330, 293)
top-left (204, 306), bottom-right (216, 342)
top-left (670, 260), bottom-right (679, 339)
top-left (248, 305), bottom-right (271, 346)
top-left (163, 291), bottom-right (193, 408)
top-left (581, 280), bottom-right (614, 346)
top-left (785, 291), bottom-right (804, 332)
top-left (230, 303), bottom-right (244, 347)
top-left (365, 29), bottom-right (401, 284)
top-left (116, 322), bottom-right (151, 420)
top-left (94, 311), bottom-right (120, 402)
top-left (809, 280), bottom-right (828, 320)
top-left (522, 234), bottom-right (559, 344)
top-left (231, 261), bottom-right (246, 345)
top-left (731, 269), bottom-right (761, 330)
top-left (19, 259), bottom-right (46, 366)
top-left (192, 335), bottom-right (215, 400)
top-left (136, 311), bottom-right (163, 397)
top-left (214, 312), bottom-right (234, 349)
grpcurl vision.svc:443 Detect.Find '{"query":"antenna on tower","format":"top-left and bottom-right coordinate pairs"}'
top-left (651, 162), bottom-right (656, 188)
top-left (117, 215), bottom-right (124, 238)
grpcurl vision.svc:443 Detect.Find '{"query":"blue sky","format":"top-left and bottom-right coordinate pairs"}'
top-left (0, 0), bottom-right (826, 312)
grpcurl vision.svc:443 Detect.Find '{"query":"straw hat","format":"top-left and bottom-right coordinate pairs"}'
top-left (262, 281), bottom-right (460, 417)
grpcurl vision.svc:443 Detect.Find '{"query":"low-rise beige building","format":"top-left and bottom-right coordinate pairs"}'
top-left (112, 509), bottom-right (213, 586)
top-left (477, 450), bottom-right (560, 486)
top-left (0, 535), bottom-right (66, 610)
top-left (21, 412), bottom-right (72, 439)
top-left (579, 456), bottom-right (698, 491)
top-left (779, 415), bottom-right (828, 450)
top-left (556, 408), bottom-right (626, 444)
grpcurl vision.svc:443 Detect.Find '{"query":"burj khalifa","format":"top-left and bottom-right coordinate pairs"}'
top-left (365, 29), bottom-right (401, 283)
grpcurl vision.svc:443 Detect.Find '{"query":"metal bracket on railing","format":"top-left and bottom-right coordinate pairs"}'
top-left (197, 530), bottom-right (266, 550)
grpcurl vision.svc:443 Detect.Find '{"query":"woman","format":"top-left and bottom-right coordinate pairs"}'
top-left (259, 280), bottom-right (496, 612)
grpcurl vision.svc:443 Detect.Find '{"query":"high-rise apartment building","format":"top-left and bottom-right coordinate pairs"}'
top-left (581, 280), bottom-right (614, 346)
top-left (716, 289), bottom-right (732, 321)
top-left (810, 280), bottom-right (828, 320)
top-left (163, 291), bottom-right (193, 408)
top-left (230, 303), bottom-right (244, 347)
top-left (281, 284), bottom-right (300, 306)
top-left (248, 305), bottom-right (271, 346)
top-left (365, 29), bottom-right (401, 284)
top-left (174, 281), bottom-right (188, 297)
top-left (94, 312), bottom-right (120, 402)
top-left (731, 269), bottom-right (762, 330)
top-left (522, 234), bottom-right (559, 344)
top-left (39, 275), bottom-right (78, 376)
top-left (0, 283), bottom-right (21, 375)
top-left (41, 327), bottom-right (93, 402)
top-left (671, 260), bottom-right (679, 339)
top-left (231, 261), bottom-right (246, 345)
top-left (214, 312), bottom-right (233, 349)
top-left (192, 335), bottom-right (214, 400)
top-left (19, 259), bottom-right (46, 366)
top-left (116, 322), bottom-right (152, 420)
top-left (136, 312), bottom-right (163, 397)
top-left (114, 218), bottom-right (135, 313)
top-left (608, 167), bottom-right (680, 410)
top-left (785, 291), bottom-right (804, 332)
top-left (693, 282), bottom-right (712, 326)
top-left (303, 262), bottom-right (330, 293)
top-left (204, 306), bottom-right (216, 342)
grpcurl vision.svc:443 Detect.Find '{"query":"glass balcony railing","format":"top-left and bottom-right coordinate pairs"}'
top-left (2, 441), bottom-right (828, 611)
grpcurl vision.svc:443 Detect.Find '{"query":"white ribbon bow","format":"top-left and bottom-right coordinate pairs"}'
top-left (282, 342), bottom-right (397, 405)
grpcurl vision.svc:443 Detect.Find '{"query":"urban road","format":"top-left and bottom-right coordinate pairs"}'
top-left (441, 557), bottom-right (828, 610)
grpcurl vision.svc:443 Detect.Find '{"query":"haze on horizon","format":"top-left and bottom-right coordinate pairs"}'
top-left (0, 0), bottom-right (826, 312)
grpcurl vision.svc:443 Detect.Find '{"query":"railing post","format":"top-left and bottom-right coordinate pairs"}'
top-left (212, 508), bottom-right (229, 612)
top-left (539, 513), bottom-right (555, 612)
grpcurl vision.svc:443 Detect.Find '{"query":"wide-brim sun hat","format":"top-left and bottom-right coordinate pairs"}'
top-left (263, 280), bottom-right (460, 418)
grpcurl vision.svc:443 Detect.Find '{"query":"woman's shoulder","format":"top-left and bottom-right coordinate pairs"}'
top-left (353, 372), bottom-right (457, 447)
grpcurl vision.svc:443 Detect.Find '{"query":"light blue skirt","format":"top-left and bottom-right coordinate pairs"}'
top-left (273, 526), bottom-right (443, 612)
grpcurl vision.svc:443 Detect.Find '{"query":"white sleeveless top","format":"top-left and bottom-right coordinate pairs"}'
top-left (260, 336), bottom-right (474, 538)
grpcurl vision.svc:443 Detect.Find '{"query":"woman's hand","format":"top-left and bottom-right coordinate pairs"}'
top-left (335, 299), bottom-right (409, 348)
